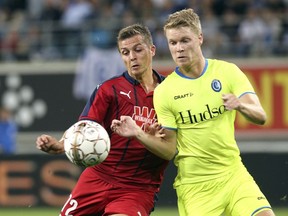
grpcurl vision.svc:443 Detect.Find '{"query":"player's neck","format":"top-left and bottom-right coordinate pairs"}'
top-left (139, 71), bottom-right (158, 93)
top-left (179, 57), bottom-right (206, 78)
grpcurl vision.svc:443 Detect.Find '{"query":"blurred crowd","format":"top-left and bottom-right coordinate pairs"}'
top-left (0, 0), bottom-right (287, 61)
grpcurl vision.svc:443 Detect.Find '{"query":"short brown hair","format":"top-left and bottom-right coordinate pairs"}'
top-left (117, 24), bottom-right (153, 50)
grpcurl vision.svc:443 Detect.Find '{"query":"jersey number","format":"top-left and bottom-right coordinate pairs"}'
top-left (61, 194), bottom-right (78, 216)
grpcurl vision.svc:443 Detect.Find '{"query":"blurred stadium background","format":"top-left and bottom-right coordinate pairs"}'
top-left (0, 0), bottom-right (287, 215)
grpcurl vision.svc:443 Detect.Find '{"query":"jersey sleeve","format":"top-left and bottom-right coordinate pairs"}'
top-left (226, 63), bottom-right (255, 97)
top-left (79, 83), bottom-right (110, 123)
top-left (154, 82), bottom-right (177, 130)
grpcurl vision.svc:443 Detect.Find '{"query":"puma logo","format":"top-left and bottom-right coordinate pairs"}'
top-left (120, 91), bottom-right (131, 99)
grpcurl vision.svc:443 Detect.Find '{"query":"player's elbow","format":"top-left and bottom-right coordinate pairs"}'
top-left (255, 112), bottom-right (267, 125)
top-left (258, 115), bottom-right (267, 125)
top-left (168, 152), bottom-right (177, 160)
top-left (259, 109), bottom-right (267, 125)
top-left (163, 149), bottom-right (177, 161)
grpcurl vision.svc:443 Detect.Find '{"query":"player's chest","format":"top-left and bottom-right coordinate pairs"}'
top-left (112, 85), bottom-right (155, 124)
top-left (170, 77), bottom-right (228, 114)
top-left (115, 85), bottom-right (153, 107)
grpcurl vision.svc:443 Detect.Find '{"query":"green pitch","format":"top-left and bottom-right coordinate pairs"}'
top-left (0, 207), bottom-right (287, 215)
top-left (152, 207), bottom-right (288, 216)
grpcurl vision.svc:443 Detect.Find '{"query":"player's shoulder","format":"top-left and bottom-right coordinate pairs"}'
top-left (207, 59), bottom-right (242, 77)
top-left (97, 73), bottom-right (126, 89)
top-left (154, 72), bottom-right (176, 95)
top-left (90, 74), bottom-right (126, 98)
top-left (208, 58), bottom-right (238, 68)
top-left (103, 73), bottom-right (125, 85)
top-left (208, 58), bottom-right (240, 70)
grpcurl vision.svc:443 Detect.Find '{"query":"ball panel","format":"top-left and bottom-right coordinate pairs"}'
top-left (63, 120), bottom-right (111, 167)
top-left (94, 140), bottom-right (108, 154)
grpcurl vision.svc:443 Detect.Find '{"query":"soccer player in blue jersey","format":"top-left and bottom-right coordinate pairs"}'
top-left (36, 24), bottom-right (169, 216)
top-left (112, 8), bottom-right (275, 216)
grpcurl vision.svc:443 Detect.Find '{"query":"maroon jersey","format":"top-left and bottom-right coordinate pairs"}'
top-left (79, 70), bottom-right (168, 191)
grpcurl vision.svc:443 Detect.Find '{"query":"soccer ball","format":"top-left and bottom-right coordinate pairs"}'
top-left (63, 120), bottom-right (110, 167)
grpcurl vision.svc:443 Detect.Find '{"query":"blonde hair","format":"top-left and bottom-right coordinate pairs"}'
top-left (163, 8), bottom-right (202, 35)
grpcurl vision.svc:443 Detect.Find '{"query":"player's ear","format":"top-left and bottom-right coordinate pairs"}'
top-left (151, 44), bottom-right (156, 56)
top-left (199, 33), bottom-right (203, 46)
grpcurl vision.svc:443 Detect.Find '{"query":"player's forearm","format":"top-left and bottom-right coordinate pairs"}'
top-left (237, 103), bottom-right (267, 125)
top-left (135, 128), bottom-right (176, 161)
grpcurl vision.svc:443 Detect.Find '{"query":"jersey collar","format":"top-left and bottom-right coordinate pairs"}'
top-left (123, 70), bottom-right (165, 85)
top-left (175, 58), bottom-right (208, 79)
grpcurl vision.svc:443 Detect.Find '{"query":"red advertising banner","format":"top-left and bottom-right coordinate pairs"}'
top-left (236, 67), bottom-right (288, 134)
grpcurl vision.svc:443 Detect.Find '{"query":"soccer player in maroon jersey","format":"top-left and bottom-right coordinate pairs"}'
top-left (35, 24), bottom-right (170, 216)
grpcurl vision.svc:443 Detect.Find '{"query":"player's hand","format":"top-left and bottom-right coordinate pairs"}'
top-left (111, 116), bottom-right (141, 138)
top-left (222, 93), bottom-right (241, 111)
top-left (36, 134), bottom-right (64, 154)
top-left (144, 122), bottom-right (165, 138)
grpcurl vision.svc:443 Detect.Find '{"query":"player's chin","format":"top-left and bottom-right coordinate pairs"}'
top-left (176, 58), bottom-right (189, 65)
top-left (130, 66), bottom-right (144, 75)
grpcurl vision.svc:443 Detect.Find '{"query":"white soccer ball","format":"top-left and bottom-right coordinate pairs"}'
top-left (63, 120), bottom-right (111, 167)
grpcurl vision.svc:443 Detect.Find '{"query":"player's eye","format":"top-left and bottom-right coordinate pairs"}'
top-left (135, 48), bottom-right (143, 52)
top-left (121, 51), bottom-right (129, 56)
top-left (182, 39), bottom-right (190, 43)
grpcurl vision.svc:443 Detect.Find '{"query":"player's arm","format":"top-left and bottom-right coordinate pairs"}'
top-left (36, 134), bottom-right (65, 154)
top-left (222, 93), bottom-right (266, 125)
top-left (135, 125), bottom-right (177, 160)
top-left (111, 116), bottom-right (177, 160)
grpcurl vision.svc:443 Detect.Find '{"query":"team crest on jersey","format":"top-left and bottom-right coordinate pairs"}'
top-left (132, 106), bottom-right (156, 129)
top-left (211, 79), bottom-right (222, 92)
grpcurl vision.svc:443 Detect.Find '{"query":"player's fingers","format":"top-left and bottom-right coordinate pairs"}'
top-left (111, 120), bottom-right (119, 128)
top-left (37, 143), bottom-right (48, 151)
top-left (41, 134), bottom-right (51, 142)
top-left (155, 123), bottom-right (162, 130)
top-left (120, 115), bottom-right (128, 121)
top-left (36, 143), bottom-right (42, 150)
top-left (143, 122), bottom-right (150, 131)
top-left (40, 145), bottom-right (46, 151)
top-left (111, 126), bottom-right (119, 133)
top-left (36, 136), bottom-right (45, 145)
top-left (120, 115), bottom-right (133, 123)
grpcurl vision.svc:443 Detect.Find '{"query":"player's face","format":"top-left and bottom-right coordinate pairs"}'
top-left (165, 26), bottom-right (203, 69)
top-left (118, 35), bottom-right (155, 78)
